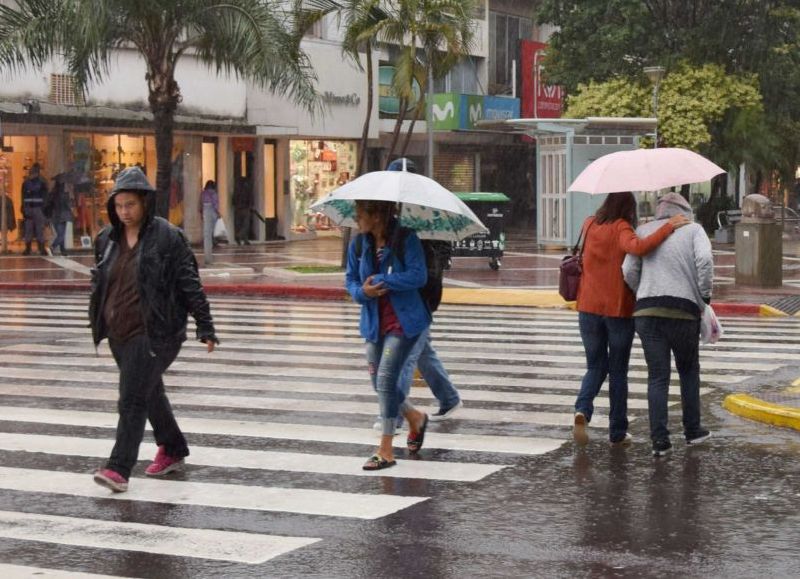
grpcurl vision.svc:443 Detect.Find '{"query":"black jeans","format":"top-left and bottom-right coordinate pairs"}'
top-left (635, 316), bottom-right (703, 443)
top-left (107, 334), bottom-right (188, 478)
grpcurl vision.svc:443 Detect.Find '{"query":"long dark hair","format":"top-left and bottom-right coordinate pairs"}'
top-left (595, 191), bottom-right (637, 225)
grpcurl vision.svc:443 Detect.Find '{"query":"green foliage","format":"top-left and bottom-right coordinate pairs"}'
top-left (565, 63), bottom-right (763, 152)
top-left (536, 1), bottom-right (800, 186)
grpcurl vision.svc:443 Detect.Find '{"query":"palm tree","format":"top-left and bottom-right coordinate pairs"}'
top-left (380, 0), bottom-right (476, 163)
top-left (0, 0), bottom-right (319, 218)
top-left (339, 0), bottom-right (388, 175)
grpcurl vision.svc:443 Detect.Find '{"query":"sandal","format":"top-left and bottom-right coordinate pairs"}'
top-left (362, 454), bottom-right (397, 471)
top-left (406, 414), bottom-right (429, 453)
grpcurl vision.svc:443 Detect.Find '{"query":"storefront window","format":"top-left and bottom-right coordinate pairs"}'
top-left (289, 139), bottom-right (357, 234)
top-left (67, 132), bottom-right (184, 238)
top-left (0, 136), bottom-right (48, 242)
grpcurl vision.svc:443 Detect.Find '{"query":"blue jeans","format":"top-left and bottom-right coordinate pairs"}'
top-left (397, 327), bottom-right (460, 409)
top-left (52, 221), bottom-right (67, 254)
top-left (366, 333), bottom-right (421, 436)
top-left (635, 316), bottom-right (703, 443)
top-left (574, 312), bottom-right (635, 442)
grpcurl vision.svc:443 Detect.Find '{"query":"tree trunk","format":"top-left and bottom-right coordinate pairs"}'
top-left (400, 109), bottom-right (419, 157)
top-left (357, 44), bottom-right (373, 176)
top-left (152, 105), bottom-right (175, 219)
top-left (386, 98), bottom-right (408, 161)
top-left (147, 62), bottom-right (181, 220)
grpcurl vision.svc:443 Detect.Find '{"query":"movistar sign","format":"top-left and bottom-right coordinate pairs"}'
top-left (431, 94), bottom-right (520, 130)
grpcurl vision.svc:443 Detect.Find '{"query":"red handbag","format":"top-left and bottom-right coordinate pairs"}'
top-left (558, 219), bottom-right (593, 301)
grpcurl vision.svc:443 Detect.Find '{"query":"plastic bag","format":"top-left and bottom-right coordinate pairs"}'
top-left (700, 305), bottom-right (723, 345)
top-left (213, 217), bottom-right (229, 242)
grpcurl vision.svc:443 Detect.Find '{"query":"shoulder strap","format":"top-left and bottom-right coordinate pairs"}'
top-left (573, 217), bottom-right (595, 256)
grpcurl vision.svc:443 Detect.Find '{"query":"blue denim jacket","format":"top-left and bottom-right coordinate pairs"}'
top-left (345, 228), bottom-right (431, 342)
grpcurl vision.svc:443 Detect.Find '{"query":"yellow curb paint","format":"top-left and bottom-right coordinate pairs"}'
top-left (723, 393), bottom-right (800, 432)
top-left (759, 304), bottom-right (789, 317)
top-left (442, 288), bottom-right (569, 309)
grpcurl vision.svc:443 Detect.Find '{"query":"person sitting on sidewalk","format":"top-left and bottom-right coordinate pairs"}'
top-left (89, 166), bottom-right (218, 492)
top-left (623, 192), bottom-right (714, 457)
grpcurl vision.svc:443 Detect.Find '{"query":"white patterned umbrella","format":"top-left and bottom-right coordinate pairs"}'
top-left (309, 170), bottom-right (488, 241)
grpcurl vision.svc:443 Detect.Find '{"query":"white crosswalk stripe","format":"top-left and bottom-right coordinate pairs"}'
top-left (0, 292), bottom-right (796, 575)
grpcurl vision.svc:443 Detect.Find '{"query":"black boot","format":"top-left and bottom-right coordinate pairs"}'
top-left (23, 243), bottom-right (31, 256)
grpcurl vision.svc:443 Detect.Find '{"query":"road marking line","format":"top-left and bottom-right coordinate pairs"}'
top-left (0, 510), bottom-right (319, 564)
top-left (0, 432), bottom-right (505, 482)
top-left (0, 406), bottom-right (565, 455)
top-left (0, 467), bottom-right (427, 520)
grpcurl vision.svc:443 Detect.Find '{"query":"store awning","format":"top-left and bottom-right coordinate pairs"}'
top-left (0, 100), bottom-right (255, 134)
top-left (475, 117), bottom-right (657, 136)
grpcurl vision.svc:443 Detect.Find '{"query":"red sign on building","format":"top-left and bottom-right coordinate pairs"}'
top-left (520, 40), bottom-right (564, 118)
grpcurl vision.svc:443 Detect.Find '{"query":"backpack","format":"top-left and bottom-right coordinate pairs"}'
top-left (355, 228), bottom-right (451, 313)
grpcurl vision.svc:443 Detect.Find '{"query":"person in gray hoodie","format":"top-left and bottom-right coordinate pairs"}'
top-left (622, 192), bottom-right (713, 457)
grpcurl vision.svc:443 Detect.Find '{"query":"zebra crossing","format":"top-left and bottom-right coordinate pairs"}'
top-left (0, 292), bottom-right (797, 576)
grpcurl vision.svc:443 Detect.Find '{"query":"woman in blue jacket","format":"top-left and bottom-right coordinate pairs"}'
top-left (346, 200), bottom-right (430, 470)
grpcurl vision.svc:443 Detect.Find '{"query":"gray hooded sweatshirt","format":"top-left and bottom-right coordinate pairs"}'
top-left (622, 193), bottom-right (713, 317)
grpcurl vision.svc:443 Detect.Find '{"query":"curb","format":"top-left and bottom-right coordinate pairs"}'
top-left (723, 393), bottom-right (800, 432)
top-left (0, 281), bottom-right (775, 314)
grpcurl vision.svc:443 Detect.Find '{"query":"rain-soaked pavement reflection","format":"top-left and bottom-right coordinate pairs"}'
top-left (0, 293), bottom-right (798, 577)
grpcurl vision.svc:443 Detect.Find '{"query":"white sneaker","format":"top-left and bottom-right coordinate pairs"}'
top-left (372, 418), bottom-right (403, 433)
top-left (573, 412), bottom-right (589, 445)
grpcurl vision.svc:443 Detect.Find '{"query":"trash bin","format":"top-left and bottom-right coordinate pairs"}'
top-left (735, 194), bottom-right (782, 287)
top-left (451, 192), bottom-right (510, 270)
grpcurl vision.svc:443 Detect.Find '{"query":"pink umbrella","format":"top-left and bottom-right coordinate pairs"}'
top-left (568, 147), bottom-right (725, 194)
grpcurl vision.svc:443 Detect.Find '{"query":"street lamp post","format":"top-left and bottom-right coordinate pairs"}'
top-left (643, 66), bottom-right (666, 149)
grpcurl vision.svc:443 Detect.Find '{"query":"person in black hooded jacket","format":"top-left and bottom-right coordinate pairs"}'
top-left (89, 166), bottom-right (218, 493)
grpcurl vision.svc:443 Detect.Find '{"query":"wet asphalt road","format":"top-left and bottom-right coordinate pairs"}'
top-left (0, 295), bottom-right (798, 578)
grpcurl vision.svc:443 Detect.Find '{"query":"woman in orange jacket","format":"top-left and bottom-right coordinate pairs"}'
top-left (572, 191), bottom-right (688, 446)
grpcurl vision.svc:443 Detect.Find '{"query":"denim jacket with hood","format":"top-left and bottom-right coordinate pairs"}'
top-left (345, 224), bottom-right (431, 342)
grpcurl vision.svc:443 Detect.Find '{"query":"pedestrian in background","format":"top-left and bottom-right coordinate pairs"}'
top-left (199, 179), bottom-right (219, 264)
top-left (46, 173), bottom-right (75, 257)
top-left (623, 192), bottom-right (714, 457)
top-left (233, 175), bottom-right (252, 245)
top-left (346, 199), bottom-right (429, 470)
top-left (89, 166), bottom-right (218, 493)
top-left (573, 191), bottom-right (688, 446)
top-left (21, 163), bottom-right (48, 255)
top-left (387, 158), bottom-right (462, 425)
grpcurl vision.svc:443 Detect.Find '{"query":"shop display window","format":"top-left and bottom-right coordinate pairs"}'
top-left (67, 132), bottom-right (184, 237)
top-left (289, 139), bottom-right (356, 233)
top-left (0, 136), bottom-right (48, 241)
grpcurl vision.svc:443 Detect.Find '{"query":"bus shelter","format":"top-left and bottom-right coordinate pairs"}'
top-left (477, 117), bottom-right (656, 248)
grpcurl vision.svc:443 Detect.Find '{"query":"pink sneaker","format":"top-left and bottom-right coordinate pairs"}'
top-left (145, 445), bottom-right (185, 476)
top-left (93, 468), bottom-right (128, 493)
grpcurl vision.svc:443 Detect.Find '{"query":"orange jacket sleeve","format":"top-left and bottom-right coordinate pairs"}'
top-left (617, 220), bottom-right (674, 256)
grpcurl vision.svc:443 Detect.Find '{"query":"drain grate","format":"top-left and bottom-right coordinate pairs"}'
top-left (765, 296), bottom-right (800, 315)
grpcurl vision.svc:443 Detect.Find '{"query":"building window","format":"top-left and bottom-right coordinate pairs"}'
top-left (433, 57), bottom-right (481, 95)
top-left (49, 74), bottom-right (84, 106)
top-left (489, 11), bottom-right (532, 95)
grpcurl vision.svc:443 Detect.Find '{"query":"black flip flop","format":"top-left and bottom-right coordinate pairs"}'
top-left (406, 414), bottom-right (429, 453)
top-left (362, 454), bottom-right (397, 471)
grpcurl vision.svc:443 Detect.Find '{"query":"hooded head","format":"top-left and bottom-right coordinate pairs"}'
top-left (656, 192), bottom-right (693, 219)
top-left (107, 166), bottom-right (156, 230)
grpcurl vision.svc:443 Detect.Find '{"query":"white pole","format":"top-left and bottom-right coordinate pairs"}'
top-left (511, 59), bottom-right (516, 98)
top-left (427, 64), bottom-right (434, 178)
